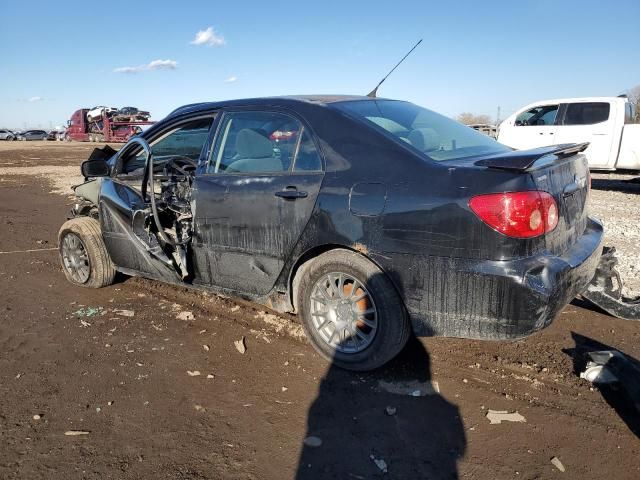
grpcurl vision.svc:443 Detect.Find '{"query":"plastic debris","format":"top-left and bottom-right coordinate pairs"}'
top-left (113, 309), bottom-right (135, 317)
top-left (486, 410), bottom-right (526, 424)
top-left (73, 307), bottom-right (103, 317)
top-left (65, 430), bottom-right (90, 436)
top-left (385, 406), bottom-right (397, 416)
top-left (303, 436), bottom-right (322, 447)
top-left (370, 454), bottom-right (388, 473)
top-left (187, 370), bottom-right (201, 377)
top-left (551, 456), bottom-right (565, 472)
top-left (234, 336), bottom-right (246, 354)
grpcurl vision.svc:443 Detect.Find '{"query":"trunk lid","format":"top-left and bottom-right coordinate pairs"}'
top-left (473, 143), bottom-right (591, 255)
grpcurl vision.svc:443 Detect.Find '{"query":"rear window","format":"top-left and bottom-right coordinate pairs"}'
top-left (563, 102), bottom-right (610, 125)
top-left (334, 100), bottom-right (509, 162)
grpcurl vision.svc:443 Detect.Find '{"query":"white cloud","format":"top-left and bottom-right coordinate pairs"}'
top-left (114, 59), bottom-right (177, 74)
top-left (28, 96), bottom-right (43, 102)
top-left (190, 27), bottom-right (225, 47)
top-left (224, 75), bottom-right (238, 83)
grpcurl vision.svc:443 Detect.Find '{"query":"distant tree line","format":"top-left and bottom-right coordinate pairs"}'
top-left (456, 113), bottom-right (492, 125)
top-left (628, 85), bottom-right (640, 123)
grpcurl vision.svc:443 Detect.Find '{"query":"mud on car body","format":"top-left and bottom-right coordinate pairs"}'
top-left (59, 95), bottom-right (603, 371)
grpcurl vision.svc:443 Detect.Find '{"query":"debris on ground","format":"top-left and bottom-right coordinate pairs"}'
top-left (176, 311), bottom-right (194, 321)
top-left (551, 456), bottom-right (566, 472)
top-left (303, 436), bottom-right (322, 447)
top-left (113, 309), bottom-right (135, 317)
top-left (194, 405), bottom-right (206, 412)
top-left (230, 305), bottom-right (240, 313)
top-left (385, 406), bottom-right (397, 416)
top-left (234, 336), bottom-right (246, 354)
top-left (187, 370), bottom-right (201, 377)
top-left (64, 430), bottom-right (90, 436)
top-left (32, 414), bottom-right (41, 420)
top-left (485, 410), bottom-right (527, 424)
top-left (377, 379), bottom-right (439, 396)
top-left (207, 374), bottom-right (215, 379)
top-left (73, 306), bottom-right (103, 317)
top-left (370, 454), bottom-right (388, 473)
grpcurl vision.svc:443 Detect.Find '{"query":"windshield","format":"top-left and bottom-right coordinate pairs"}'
top-left (334, 100), bottom-right (510, 161)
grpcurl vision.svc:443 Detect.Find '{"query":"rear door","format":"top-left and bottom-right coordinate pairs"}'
top-left (553, 101), bottom-right (619, 169)
top-left (191, 109), bottom-right (324, 295)
top-left (499, 104), bottom-right (560, 149)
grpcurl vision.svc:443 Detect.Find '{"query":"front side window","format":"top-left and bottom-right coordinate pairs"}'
top-left (515, 105), bottom-right (559, 126)
top-left (207, 111), bottom-right (322, 174)
top-left (563, 102), bottom-right (610, 125)
top-left (334, 100), bottom-right (510, 162)
top-left (121, 117), bottom-right (213, 175)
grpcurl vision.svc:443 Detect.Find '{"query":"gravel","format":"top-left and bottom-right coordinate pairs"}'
top-left (589, 172), bottom-right (640, 297)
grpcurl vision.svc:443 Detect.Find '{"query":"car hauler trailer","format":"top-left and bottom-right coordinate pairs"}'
top-left (65, 108), bottom-right (154, 143)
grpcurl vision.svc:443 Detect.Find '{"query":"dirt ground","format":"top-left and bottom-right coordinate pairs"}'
top-left (0, 141), bottom-right (639, 480)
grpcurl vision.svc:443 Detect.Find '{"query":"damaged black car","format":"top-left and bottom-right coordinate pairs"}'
top-left (59, 96), bottom-right (603, 370)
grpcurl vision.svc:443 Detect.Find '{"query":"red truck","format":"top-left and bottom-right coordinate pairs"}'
top-left (65, 108), bottom-right (154, 143)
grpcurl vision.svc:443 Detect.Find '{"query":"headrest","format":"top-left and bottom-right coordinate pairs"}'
top-left (236, 128), bottom-right (273, 158)
top-left (408, 127), bottom-right (440, 152)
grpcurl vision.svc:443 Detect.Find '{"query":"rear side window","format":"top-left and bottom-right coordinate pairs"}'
top-left (563, 102), bottom-right (610, 125)
top-left (334, 100), bottom-right (510, 162)
top-left (515, 105), bottom-right (559, 126)
top-left (207, 111), bottom-right (322, 174)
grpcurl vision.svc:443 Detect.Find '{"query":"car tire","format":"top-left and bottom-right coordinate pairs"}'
top-left (297, 249), bottom-right (410, 371)
top-left (58, 217), bottom-right (116, 288)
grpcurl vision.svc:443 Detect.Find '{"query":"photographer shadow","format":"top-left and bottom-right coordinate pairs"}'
top-left (296, 336), bottom-right (466, 479)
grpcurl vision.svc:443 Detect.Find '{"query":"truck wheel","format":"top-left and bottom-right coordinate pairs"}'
top-left (58, 217), bottom-right (116, 288)
top-left (297, 249), bottom-right (410, 371)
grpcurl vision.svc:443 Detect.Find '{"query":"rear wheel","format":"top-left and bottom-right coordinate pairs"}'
top-left (297, 249), bottom-right (410, 371)
top-left (58, 217), bottom-right (116, 288)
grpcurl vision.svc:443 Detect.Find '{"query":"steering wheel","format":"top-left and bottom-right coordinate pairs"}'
top-left (162, 156), bottom-right (198, 177)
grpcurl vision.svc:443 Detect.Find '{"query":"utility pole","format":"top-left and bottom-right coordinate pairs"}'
top-left (496, 106), bottom-right (501, 125)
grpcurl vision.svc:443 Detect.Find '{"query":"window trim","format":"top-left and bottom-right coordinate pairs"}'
top-left (199, 106), bottom-right (325, 177)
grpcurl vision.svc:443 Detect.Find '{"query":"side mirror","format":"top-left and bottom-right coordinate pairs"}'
top-left (81, 158), bottom-right (110, 177)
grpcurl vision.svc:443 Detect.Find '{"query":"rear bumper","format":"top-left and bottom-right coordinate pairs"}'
top-left (382, 218), bottom-right (604, 339)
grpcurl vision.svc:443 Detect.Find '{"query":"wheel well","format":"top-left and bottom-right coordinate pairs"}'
top-left (288, 244), bottom-right (405, 314)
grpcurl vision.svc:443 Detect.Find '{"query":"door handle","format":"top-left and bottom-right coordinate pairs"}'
top-left (275, 188), bottom-right (308, 199)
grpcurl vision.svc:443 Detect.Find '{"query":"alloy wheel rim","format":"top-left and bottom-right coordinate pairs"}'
top-left (61, 233), bottom-right (90, 283)
top-left (309, 272), bottom-right (378, 354)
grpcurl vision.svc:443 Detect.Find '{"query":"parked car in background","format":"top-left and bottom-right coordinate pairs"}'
top-left (59, 95), bottom-right (603, 371)
top-left (0, 129), bottom-right (16, 140)
top-left (16, 130), bottom-right (48, 141)
top-left (46, 130), bottom-right (65, 141)
top-left (498, 96), bottom-right (640, 170)
top-left (115, 106), bottom-right (151, 121)
top-left (87, 106), bottom-right (118, 122)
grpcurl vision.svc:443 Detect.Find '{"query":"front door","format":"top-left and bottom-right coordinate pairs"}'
top-left (499, 104), bottom-right (560, 150)
top-left (191, 109), bottom-right (324, 295)
top-left (100, 116), bottom-right (215, 279)
top-left (553, 101), bottom-right (620, 169)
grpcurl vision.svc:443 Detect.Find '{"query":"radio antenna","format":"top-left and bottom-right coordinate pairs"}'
top-left (367, 39), bottom-right (423, 98)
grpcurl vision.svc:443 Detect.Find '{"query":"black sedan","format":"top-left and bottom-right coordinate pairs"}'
top-left (58, 95), bottom-right (603, 370)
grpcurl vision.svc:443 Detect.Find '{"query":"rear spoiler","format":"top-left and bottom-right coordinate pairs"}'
top-left (474, 143), bottom-right (589, 172)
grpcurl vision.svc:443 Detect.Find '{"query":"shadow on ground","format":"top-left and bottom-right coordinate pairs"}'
top-left (591, 175), bottom-right (640, 194)
top-left (296, 336), bottom-right (466, 479)
top-left (564, 332), bottom-right (640, 438)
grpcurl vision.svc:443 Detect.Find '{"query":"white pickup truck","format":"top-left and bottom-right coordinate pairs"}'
top-left (498, 96), bottom-right (640, 170)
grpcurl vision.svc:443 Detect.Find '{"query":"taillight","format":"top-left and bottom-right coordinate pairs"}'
top-left (469, 191), bottom-right (559, 238)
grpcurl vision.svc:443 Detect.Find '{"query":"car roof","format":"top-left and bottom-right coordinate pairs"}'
top-left (166, 95), bottom-right (386, 118)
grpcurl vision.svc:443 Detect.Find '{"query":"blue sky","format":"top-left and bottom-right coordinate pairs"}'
top-left (1, 0), bottom-right (638, 129)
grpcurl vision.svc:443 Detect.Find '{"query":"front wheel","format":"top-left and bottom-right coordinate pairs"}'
top-left (58, 217), bottom-right (116, 288)
top-left (297, 249), bottom-right (410, 371)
